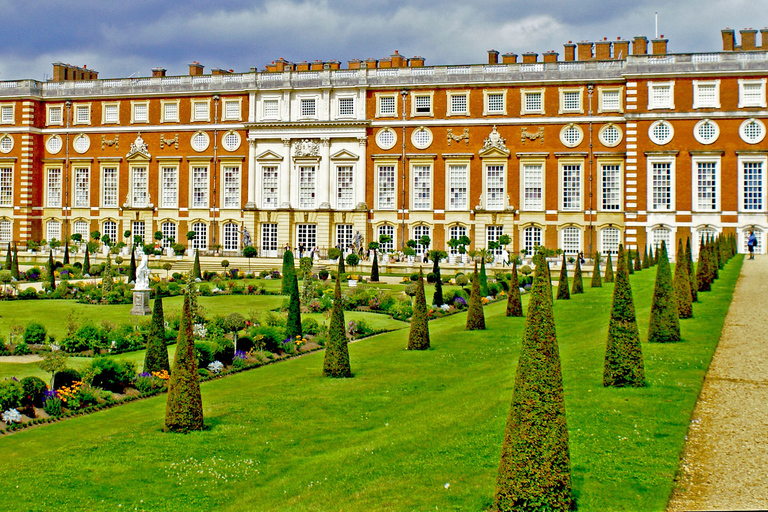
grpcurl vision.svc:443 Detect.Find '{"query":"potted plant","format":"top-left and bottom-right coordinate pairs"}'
top-left (418, 235), bottom-right (431, 261)
top-left (49, 238), bottom-right (61, 255)
top-left (173, 243), bottom-right (185, 260)
top-left (328, 247), bottom-right (341, 261)
top-left (28, 240), bottom-right (40, 253)
top-left (243, 246), bottom-right (257, 272)
top-left (212, 243), bottom-right (222, 257)
top-left (447, 238), bottom-right (460, 265)
top-left (346, 253), bottom-right (360, 286)
top-left (165, 236), bottom-right (175, 257)
top-left (458, 235), bottom-right (471, 264)
top-left (101, 234), bottom-right (112, 255)
top-left (186, 231), bottom-right (196, 256)
top-left (405, 239), bottom-right (417, 264)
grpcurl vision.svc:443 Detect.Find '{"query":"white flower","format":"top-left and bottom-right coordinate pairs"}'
top-left (444, 483), bottom-right (450, 489)
top-left (2, 409), bottom-right (22, 425)
top-left (208, 361), bottom-right (224, 374)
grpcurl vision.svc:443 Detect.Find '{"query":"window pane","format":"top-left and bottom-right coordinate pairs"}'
top-left (132, 167), bottom-right (148, 207)
top-left (103, 167), bottom-right (118, 208)
top-left (451, 94), bottom-right (467, 114)
top-left (377, 166), bottom-right (395, 209)
top-left (74, 168), bottom-right (89, 208)
top-left (162, 167), bottom-right (178, 208)
top-left (223, 166), bottom-right (240, 208)
top-left (413, 165), bottom-right (431, 209)
top-left (523, 164), bottom-right (542, 210)
top-left (447, 225), bottom-right (467, 255)
top-left (487, 225), bottom-right (503, 256)
top-left (743, 161), bottom-right (763, 210)
top-left (194, 102), bottom-right (208, 120)
top-left (164, 102), bottom-right (178, 121)
top-left (297, 224), bottom-right (317, 249)
top-left (448, 164), bottom-right (467, 210)
top-left (263, 100), bottom-right (279, 118)
top-left (339, 98), bottom-right (354, 116)
top-left (562, 227), bottom-right (580, 254)
top-left (487, 93), bottom-right (504, 112)
top-left (562, 91), bottom-right (580, 111)
top-left (336, 166), bottom-right (354, 209)
top-left (415, 95), bottom-right (431, 113)
top-left (525, 92), bottom-right (542, 112)
top-left (523, 227), bottom-right (541, 254)
top-left (336, 224), bottom-right (353, 249)
top-left (377, 225), bottom-right (395, 252)
top-left (134, 103), bottom-right (148, 122)
top-left (0, 167), bottom-right (12, 207)
top-left (261, 223), bottom-right (278, 255)
top-left (601, 228), bottom-right (620, 255)
top-left (223, 223), bottom-right (239, 251)
top-left (652, 162), bottom-right (672, 210)
top-left (300, 99), bottom-right (316, 117)
top-left (697, 161), bottom-right (718, 210)
top-left (47, 168), bottom-right (61, 207)
top-left (161, 222), bottom-right (176, 248)
top-left (191, 222), bottom-right (207, 250)
top-left (262, 166), bottom-right (278, 208)
top-left (486, 165), bottom-right (504, 209)
top-left (602, 90), bottom-right (620, 110)
top-left (225, 101), bottom-right (240, 119)
top-left (299, 166), bottom-right (316, 208)
top-left (562, 165), bottom-right (581, 210)
top-left (192, 167), bottom-right (208, 208)
top-left (103, 221), bottom-right (117, 245)
top-left (379, 96), bottom-right (395, 115)
top-left (601, 165), bottom-right (621, 210)
top-left (104, 105), bottom-right (118, 123)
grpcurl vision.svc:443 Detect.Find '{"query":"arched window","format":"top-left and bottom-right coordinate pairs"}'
top-left (102, 221), bottom-right (117, 246)
top-left (0, 219), bottom-right (11, 243)
top-left (487, 225), bottom-right (504, 257)
top-left (652, 227), bottom-right (672, 257)
top-left (447, 225), bottom-right (467, 255)
top-left (523, 226), bottom-right (541, 255)
top-left (742, 228), bottom-right (764, 254)
top-left (161, 222), bottom-right (177, 248)
top-left (191, 222), bottom-right (208, 251)
top-left (46, 220), bottom-right (61, 242)
top-left (377, 225), bottom-right (395, 253)
top-left (413, 225), bottom-right (430, 255)
top-left (561, 226), bottom-right (581, 254)
top-left (223, 223), bottom-right (239, 251)
top-left (73, 220), bottom-right (89, 240)
top-left (601, 227), bottom-right (620, 255)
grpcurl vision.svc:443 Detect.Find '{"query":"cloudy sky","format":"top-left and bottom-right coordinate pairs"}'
top-left (0, 0), bottom-right (759, 80)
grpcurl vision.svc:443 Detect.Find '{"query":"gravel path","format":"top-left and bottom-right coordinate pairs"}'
top-left (668, 255), bottom-right (768, 511)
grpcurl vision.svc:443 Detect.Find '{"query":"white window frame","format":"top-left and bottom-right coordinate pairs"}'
top-left (647, 81), bottom-right (675, 110)
top-left (46, 167), bottom-right (62, 207)
top-left (413, 225), bottom-right (431, 256)
top-left (376, 162), bottom-right (397, 210)
top-left (261, 97), bottom-right (280, 121)
top-left (599, 123), bottom-right (623, 148)
top-left (191, 131), bottom-right (210, 152)
top-left (130, 165), bottom-right (149, 208)
top-left (411, 161), bottom-right (433, 210)
top-left (191, 99), bottom-right (211, 122)
top-left (102, 220), bottom-right (117, 246)
top-left (692, 156), bottom-right (721, 212)
top-left (741, 227), bottom-right (764, 255)
top-left (298, 165), bottom-right (317, 209)
top-left (446, 90), bottom-right (470, 116)
top-left (261, 165), bottom-right (279, 209)
top-left (693, 80), bottom-right (721, 109)
top-left (221, 131), bottom-right (241, 152)
top-left (484, 161), bottom-right (506, 211)
top-left (222, 222), bottom-right (239, 251)
top-left (651, 226), bottom-right (673, 257)
top-left (375, 93), bottom-right (398, 118)
top-left (0, 219), bottom-right (11, 244)
top-left (649, 120), bottom-right (674, 145)
top-left (377, 225), bottom-right (395, 253)
top-left (299, 97), bottom-right (318, 119)
top-left (296, 223), bottom-right (317, 250)
top-left (483, 89), bottom-right (507, 116)
top-left (222, 98), bottom-right (242, 121)
top-left (559, 160), bottom-right (583, 211)
top-left (738, 155), bottom-right (767, 213)
top-left (0, 134), bottom-right (13, 154)
top-left (597, 86), bottom-right (623, 113)
top-left (190, 163), bottom-right (210, 209)
top-left (522, 226), bottom-right (542, 255)
top-left (739, 118), bottom-right (767, 144)
top-left (335, 165), bottom-right (355, 209)
top-left (521, 88), bottom-right (545, 115)
top-left (601, 227), bottom-right (621, 255)
top-left (375, 127), bottom-right (397, 150)
top-left (0, 103), bottom-right (14, 124)
top-left (161, 100), bottom-right (179, 123)
top-left (191, 222), bottom-right (208, 251)
top-left (102, 102), bottom-right (120, 124)
top-left (738, 78), bottom-right (767, 108)
top-left (560, 226), bottom-right (582, 254)
top-left (46, 220), bottom-right (61, 243)
top-left (647, 157), bottom-right (676, 212)
top-left (410, 91), bottom-right (434, 117)
top-left (73, 166), bottom-right (90, 208)
top-left (101, 166), bottom-right (119, 208)
top-left (131, 100), bottom-right (149, 124)
top-left (73, 220), bottom-right (89, 240)
top-left (693, 119), bottom-right (720, 145)
top-left (73, 103), bottom-right (91, 125)
top-left (487, 225), bottom-right (504, 256)
top-left (160, 221), bottom-right (177, 248)
top-left (446, 160), bottom-right (469, 211)
top-left (411, 127), bottom-right (433, 149)
top-left (559, 87), bottom-right (584, 114)
top-left (46, 104), bottom-right (64, 126)
top-left (336, 96), bottom-right (355, 118)
top-left (447, 225), bottom-right (467, 255)
top-left (336, 223), bottom-right (353, 249)
top-left (132, 220), bottom-right (146, 245)
top-left (599, 160), bottom-right (623, 212)
top-left (0, 166), bottom-right (12, 207)
top-left (160, 165), bottom-right (179, 209)
top-left (221, 163), bottom-right (241, 209)
top-left (560, 124), bottom-right (584, 148)
top-left (261, 223), bottom-right (278, 257)
top-left (521, 160), bottom-right (545, 211)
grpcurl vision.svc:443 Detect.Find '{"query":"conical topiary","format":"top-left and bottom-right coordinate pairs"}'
top-left (642, 246), bottom-right (649, 269)
top-left (571, 256), bottom-right (583, 295)
top-left (191, 249), bottom-right (201, 280)
top-left (686, 237), bottom-right (698, 303)
top-left (432, 253), bottom-right (443, 307)
top-left (648, 245), bottom-right (655, 266)
top-left (285, 270), bottom-right (302, 339)
top-left (495, 253), bottom-right (572, 512)
top-left (11, 245), bottom-right (20, 280)
top-left (4, 242), bottom-right (11, 271)
top-left (634, 248), bottom-right (642, 271)
top-left (83, 244), bottom-right (91, 276)
top-left (648, 242), bottom-right (681, 343)
top-left (556, 254), bottom-right (570, 300)
top-left (47, 250), bottom-right (56, 291)
top-left (281, 250), bottom-right (295, 295)
top-left (144, 295), bottom-right (170, 373)
top-left (102, 252), bottom-right (114, 294)
top-left (603, 244), bottom-right (646, 387)
top-left (545, 259), bottom-right (554, 303)
top-left (323, 269), bottom-right (352, 377)
top-left (673, 239), bottom-right (693, 319)
top-left (479, 255), bottom-right (489, 297)
top-left (506, 262), bottom-right (524, 317)
top-left (128, 248), bottom-right (135, 282)
top-left (63, 242), bottom-right (70, 265)
top-left (407, 268), bottom-right (430, 350)
top-left (371, 250), bottom-right (380, 282)
top-left (164, 291), bottom-right (203, 432)
top-left (591, 252), bottom-right (602, 288)
top-left (696, 239), bottom-right (712, 292)
top-left (627, 249), bottom-right (635, 275)
top-left (709, 237), bottom-right (719, 280)
top-left (604, 252), bottom-right (614, 283)
top-left (466, 261), bottom-right (486, 331)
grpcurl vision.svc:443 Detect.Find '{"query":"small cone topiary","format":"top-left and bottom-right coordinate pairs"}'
top-left (164, 291), bottom-right (204, 432)
top-left (556, 254), bottom-right (570, 300)
top-left (128, 248), bottom-right (135, 282)
top-left (323, 268), bottom-right (352, 377)
top-left (84, 245), bottom-right (91, 276)
top-left (480, 256), bottom-right (489, 297)
top-left (432, 254), bottom-right (443, 307)
top-left (144, 295), bottom-right (170, 373)
top-left (604, 253), bottom-right (614, 283)
top-left (4, 242), bottom-right (11, 271)
top-left (648, 245), bottom-right (655, 266)
top-left (407, 268), bottom-right (430, 350)
top-left (696, 239), bottom-right (712, 292)
top-left (281, 250), bottom-right (295, 295)
top-left (371, 250), bottom-right (380, 282)
top-left (192, 250), bottom-right (201, 280)
top-left (642, 246), bottom-right (649, 269)
top-left (634, 248), bottom-right (642, 271)
top-left (12, 245), bottom-right (20, 280)
top-left (686, 237), bottom-right (698, 303)
top-left (710, 237), bottom-right (719, 280)
top-left (627, 249), bottom-right (635, 275)
top-left (673, 239), bottom-right (693, 319)
top-left (506, 262), bottom-right (524, 317)
top-left (648, 242), bottom-right (681, 343)
top-left (571, 256), bottom-right (583, 295)
top-left (286, 270), bottom-right (302, 339)
top-left (603, 244), bottom-right (646, 387)
top-left (495, 254), bottom-right (572, 512)
top-left (47, 250), bottom-right (56, 291)
top-left (591, 252), bottom-right (602, 288)
top-left (63, 242), bottom-right (70, 265)
top-left (466, 261), bottom-right (486, 331)
top-left (102, 252), bottom-right (114, 293)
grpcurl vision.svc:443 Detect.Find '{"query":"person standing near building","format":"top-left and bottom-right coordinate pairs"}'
top-left (748, 231), bottom-right (757, 260)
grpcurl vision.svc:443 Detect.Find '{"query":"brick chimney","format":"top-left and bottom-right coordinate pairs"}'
top-left (563, 42), bottom-right (576, 61)
top-left (391, 50), bottom-right (406, 67)
top-left (595, 39), bottom-right (612, 60)
top-left (348, 59), bottom-right (362, 70)
top-left (310, 60), bottom-right (324, 71)
top-left (487, 50), bottom-right (499, 64)
top-left (188, 62), bottom-right (204, 76)
top-left (761, 29), bottom-right (768, 50)
top-left (211, 68), bottom-right (231, 75)
top-left (543, 51), bottom-right (558, 63)
top-left (614, 38), bottom-right (629, 59)
top-left (364, 58), bottom-right (377, 69)
top-left (722, 29), bottom-right (736, 51)
top-left (522, 52), bottom-right (538, 63)
top-left (632, 36), bottom-right (648, 55)
top-left (741, 29), bottom-right (758, 51)
top-left (326, 61), bottom-right (341, 70)
top-left (409, 56), bottom-right (425, 67)
top-left (151, 67), bottom-right (166, 78)
top-left (295, 61), bottom-right (310, 72)
top-left (501, 53), bottom-right (518, 64)
top-left (652, 36), bottom-right (668, 54)
top-left (577, 41), bottom-right (593, 60)
top-left (51, 62), bottom-right (98, 82)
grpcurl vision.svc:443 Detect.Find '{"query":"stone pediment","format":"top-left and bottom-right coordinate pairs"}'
top-left (126, 133), bottom-right (151, 160)
top-left (330, 149), bottom-right (359, 160)
top-left (479, 125), bottom-right (510, 157)
top-left (255, 150), bottom-right (284, 161)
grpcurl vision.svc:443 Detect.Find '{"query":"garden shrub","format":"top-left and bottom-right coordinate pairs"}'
top-left (426, 272), bottom-right (437, 284)
top-left (302, 317), bottom-right (321, 335)
top-left (455, 274), bottom-right (469, 286)
top-left (53, 368), bottom-right (81, 390)
top-left (323, 274), bottom-right (352, 378)
top-left (404, 283), bottom-right (417, 297)
top-left (0, 380), bottom-right (24, 410)
top-left (488, 282), bottom-right (501, 297)
top-left (198, 369), bottom-right (210, 377)
top-left (410, 272), bottom-right (420, 282)
top-left (19, 288), bottom-right (39, 300)
top-left (236, 335), bottom-right (255, 353)
top-left (86, 357), bottom-right (136, 393)
top-left (21, 376), bottom-right (47, 407)
top-left (198, 284), bottom-right (212, 296)
top-left (213, 338), bottom-right (235, 365)
top-left (407, 269), bottom-right (430, 350)
top-left (134, 374), bottom-right (165, 393)
top-left (195, 341), bottom-right (218, 367)
top-left (249, 325), bottom-right (284, 353)
top-left (13, 342), bottom-right (31, 355)
top-left (25, 267), bottom-right (42, 281)
top-left (647, 243), bottom-right (680, 343)
top-left (319, 269), bottom-right (329, 280)
top-left (23, 322), bottom-right (47, 345)
top-left (388, 297), bottom-right (413, 321)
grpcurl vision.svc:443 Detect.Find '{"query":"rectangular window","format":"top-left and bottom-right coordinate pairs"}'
top-left (75, 105), bottom-right (90, 124)
top-left (132, 167), bottom-right (148, 207)
top-left (0, 167), bottom-right (11, 206)
top-left (487, 92), bottom-right (504, 113)
top-left (413, 225), bottom-right (430, 255)
top-left (262, 166), bottom-right (278, 208)
top-left (523, 164), bottom-right (543, 210)
top-left (652, 162), bottom-right (672, 211)
top-left (161, 222), bottom-right (176, 248)
top-left (47, 221), bottom-right (61, 242)
top-left (103, 221), bottom-right (117, 245)
top-left (133, 103), bottom-right (148, 123)
top-left (739, 79), bottom-right (767, 108)
top-left (601, 164), bottom-right (621, 210)
top-left (523, 227), bottom-right (541, 255)
top-left (0, 106), bottom-right (12, 123)
top-left (74, 168), bottom-right (89, 208)
top-left (299, 166), bottom-right (316, 208)
top-left (261, 223), bottom-right (278, 256)
top-left (223, 223), bottom-right (239, 251)
top-left (378, 225), bottom-right (395, 252)
top-left (263, 99), bottom-right (279, 118)
top-left (300, 98), bottom-right (316, 117)
top-left (161, 167), bottom-right (178, 208)
top-left (48, 106), bottom-right (62, 125)
top-left (224, 101), bottom-right (241, 120)
top-left (0, 220), bottom-right (10, 243)
top-left (379, 96), bottom-right (396, 116)
top-left (296, 224), bottom-right (317, 249)
top-left (103, 104), bottom-right (118, 123)
top-left (448, 164), bottom-right (468, 210)
top-left (47, 168), bottom-right (61, 207)
top-left (73, 221), bottom-right (89, 240)
top-left (336, 166), bottom-right (354, 209)
top-left (412, 165), bottom-right (431, 210)
top-left (192, 166), bottom-right (208, 208)
top-left (336, 224), bottom-right (353, 249)
top-left (562, 227), bottom-right (581, 254)
top-left (102, 167), bottom-right (118, 208)
top-left (696, 161), bottom-right (718, 211)
top-left (414, 95), bottom-right (431, 114)
top-left (693, 81), bottom-right (719, 108)
top-left (338, 97), bottom-right (354, 116)
top-left (601, 227), bottom-right (620, 255)
top-left (449, 94), bottom-right (468, 115)
top-left (223, 166), bottom-right (240, 208)
top-left (601, 90), bottom-right (621, 111)
top-left (486, 164), bottom-right (505, 209)
top-left (487, 225), bottom-right (503, 257)
top-left (562, 164), bottom-right (581, 210)
top-left (132, 221), bottom-right (145, 244)
top-left (523, 91), bottom-right (543, 113)
top-left (743, 161), bottom-right (763, 210)
top-left (194, 102), bottom-right (209, 121)
top-left (377, 165), bottom-right (395, 209)
top-left (163, 102), bottom-right (178, 122)
top-left (447, 225), bottom-right (467, 255)
top-left (191, 222), bottom-right (207, 251)
top-left (562, 90), bottom-right (581, 112)
top-left (648, 82), bottom-right (674, 109)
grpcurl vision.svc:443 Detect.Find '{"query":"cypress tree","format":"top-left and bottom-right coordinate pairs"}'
top-left (604, 252), bottom-right (614, 283)
top-left (323, 270), bottom-right (352, 377)
top-left (506, 262), bottom-right (524, 317)
top-left (591, 252), bottom-right (602, 288)
top-left (371, 250), bottom-right (380, 282)
top-left (432, 253), bottom-right (443, 307)
top-left (128, 248), bottom-right (135, 282)
top-left (47, 250), bottom-right (56, 291)
top-left (495, 253), bottom-right (572, 512)
top-left (164, 292), bottom-right (203, 433)
top-left (281, 250), bottom-right (295, 295)
top-left (696, 239), bottom-right (712, 292)
top-left (642, 246), bottom-right (649, 269)
top-left (11, 245), bottom-right (20, 280)
top-left (603, 244), bottom-right (646, 387)
top-left (407, 268), bottom-right (430, 350)
top-left (3, 242), bottom-right (10, 271)
top-left (634, 247), bottom-right (642, 271)
top-left (648, 242), bottom-right (681, 343)
top-left (571, 256), bottom-right (584, 295)
top-left (286, 270), bottom-right (302, 339)
top-left (479, 255), bottom-right (489, 297)
top-left (191, 249), bottom-right (201, 280)
top-left (63, 242), bottom-right (70, 265)
top-left (465, 262), bottom-right (486, 331)
top-left (673, 239), bottom-right (693, 319)
top-left (144, 295), bottom-right (170, 373)
top-left (627, 248), bottom-right (635, 275)
top-left (686, 237), bottom-right (698, 303)
top-left (556, 254), bottom-right (570, 300)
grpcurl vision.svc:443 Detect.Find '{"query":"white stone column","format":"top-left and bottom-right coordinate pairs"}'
top-left (356, 136), bottom-right (368, 209)
top-left (246, 139), bottom-right (257, 207)
top-left (318, 137), bottom-right (331, 209)
top-left (280, 138), bottom-right (291, 208)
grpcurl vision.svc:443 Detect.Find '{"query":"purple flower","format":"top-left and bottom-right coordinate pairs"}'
top-left (454, 297), bottom-right (467, 307)
top-left (137, 372), bottom-right (152, 378)
top-left (234, 350), bottom-right (247, 360)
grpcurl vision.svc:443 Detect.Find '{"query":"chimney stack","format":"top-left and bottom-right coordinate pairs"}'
top-left (563, 42), bottom-right (576, 61)
top-left (152, 67), bottom-right (166, 78)
top-left (614, 38), bottom-right (629, 59)
top-left (522, 52), bottom-right (538, 63)
top-left (543, 51), bottom-right (558, 63)
top-left (577, 41), bottom-right (593, 61)
top-left (595, 39), bottom-right (612, 60)
top-left (741, 29), bottom-right (758, 51)
top-left (188, 62), bottom-right (204, 76)
top-left (487, 50), bottom-right (499, 64)
top-left (502, 53), bottom-right (518, 64)
top-left (722, 29), bottom-right (736, 51)
top-left (652, 36), bottom-right (668, 55)
top-left (409, 56), bottom-right (425, 67)
top-left (632, 36), bottom-right (648, 55)
top-left (391, 50), bottom-right (406, 67)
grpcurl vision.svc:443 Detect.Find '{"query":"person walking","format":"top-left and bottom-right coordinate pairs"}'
top-left (748, 231), bottom-right (757, 260)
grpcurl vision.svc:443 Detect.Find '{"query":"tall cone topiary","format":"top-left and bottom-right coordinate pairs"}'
top-left (506, 262), bottom-right (524, 317)
top-left (479, 255), bottom-right (489, 297)
top-left (642, 246), bottom-right (649, 269)
top-left (432, 254), bottom-right (444, 307)
top-left (191, 250), bottom-right (201, 280)
top-left (495, 253), bottom-right (572, 511)
top-left (286, 270), bottom-right (302, 339)
top-left (4, 242), bottom-right (11, 270)
top-left (11, 245), bottom-right (20, 280)
top-left (627, 249), bottom-right (635, 275)
top-left (634, 248), bottom-right (642, 271)
top-left (407, 268), bottom-right (430, 350)
top-left (164, 291), bottom-right (203, 432)
top-left (710, 237), bottom-right (719, 280)
top-left (673, 239), bottom-right (693, 319)
top-left (591, 252), bottom-right (602, 288)
top-left (686, 237), bottom-right (698, 303)
top-left (696, 239), bottom-right (712, 292)
top-left (571, 256), bottom-right (584, 295)
top-left (604, 252), bottom-right (614, 283)
top-left (323, 269), bottom-right (352, 377)
top-left (544, 259), bottom-right (554, 303)
top-left (556, 254), bottom-right (570, 300)
top-left (648, 245), bottom-right (655, 266)
top-left (144, 295), bottom-right (170, 373)
top-left (63, 242), bottom-right (70, 265)
top-left (648, 242), bottom-right (681, 343)
top-left (603, 244), bottom-right (646, 387)
top-left (128, 248), bottom-right (135, 282)
top-left (281, 250), bottom-right (295, 295)
top-left (371, 250), bottom-right (380, 282)
top-left (466, 261), bottom-right (486, 330)
top-left (47, 250), bottom-right (56, 291)
top-left (83, 244), bottom-right (91, 276)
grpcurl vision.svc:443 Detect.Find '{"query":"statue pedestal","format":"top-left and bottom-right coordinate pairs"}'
top-left (130, 289), bottom-right (151, 315)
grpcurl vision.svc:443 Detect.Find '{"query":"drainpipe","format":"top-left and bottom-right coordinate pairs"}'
top-left (212, 95), bottom-right (219, 248)
top-left (587, 84), bottom-right (594, 255)
top-left (400, 89), bottom-right (408, 250)
top-left (64, 100), bottom-right (71, 242)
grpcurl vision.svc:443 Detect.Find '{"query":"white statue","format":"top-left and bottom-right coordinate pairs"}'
top-left (135, 254), bottom-right (150, 290)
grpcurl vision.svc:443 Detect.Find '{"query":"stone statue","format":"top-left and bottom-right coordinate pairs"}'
top-left (135, 254), bottom-right (150, 290)
top-left (353, 231), bottom-right (363, 252)
top-left (241, 227), bottom-right (252, 247)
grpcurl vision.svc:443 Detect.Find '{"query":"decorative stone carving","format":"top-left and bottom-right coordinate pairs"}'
top-left (241, 227), bottom-right (252, 247)
top-left (447, 128), bottom-right (469, 146)
top-left (480, 126), bottom-right (510, 156)
top-left (248, 138), bottom-right (258, 148)
top-left (521, 126), bottom-right (544, 145)
top-left (135, 254), bottom-right (150, 290)
top-left (294, 139), bottom-right (319, 157)
top-left (320, 137), bottom-right (331, 147)
top-left (126, 133), bottom-right (150, 159)
top-left (357, 136), bottom-right (368, 146)
top-left (101, 135), bottom-right (118, 150)
top-left (159, 133), bottom-right (179, 149)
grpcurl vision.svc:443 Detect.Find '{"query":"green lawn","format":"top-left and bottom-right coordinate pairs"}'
top-left (0, 257), bottom-right (742, 511)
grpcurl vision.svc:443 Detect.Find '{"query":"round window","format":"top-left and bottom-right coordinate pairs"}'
top-left (740, 118), bottom-right (766, 144)
top-left (649, 120), bottom-right (674, 145)
top-left (73, 134), bottom-right (90, 153)
top-left (559, 124), bottom-right (583, 148)
top-left (222, 131), bottom-right (241, 151)
top-left (375, 128), bottom-right (396, 150)
top-left (693, 119), bottom-right (719, 145)
top-left (191, 131), bottom-right (210, 152)
top-left (0, 134), bottom-right (13, 153)
top-left (411, 127), bottom-right (433, 149)
top-left (598, 124), bottom-right (622, 147)
top-left (46, 135), bottom-right (62, 154)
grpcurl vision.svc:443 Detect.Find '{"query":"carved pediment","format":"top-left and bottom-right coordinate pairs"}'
top-left (479, 126), bottom-right (510, 157)
top-left (330, 149), bottom-right (359, 160)
top-left (255, 149), bottom-right (284, 161)
top-left (126, 133), bottom-right (151, 160)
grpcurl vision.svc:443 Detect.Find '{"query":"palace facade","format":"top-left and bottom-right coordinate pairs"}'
top-left (0, 28), bottom-right (766, 260)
